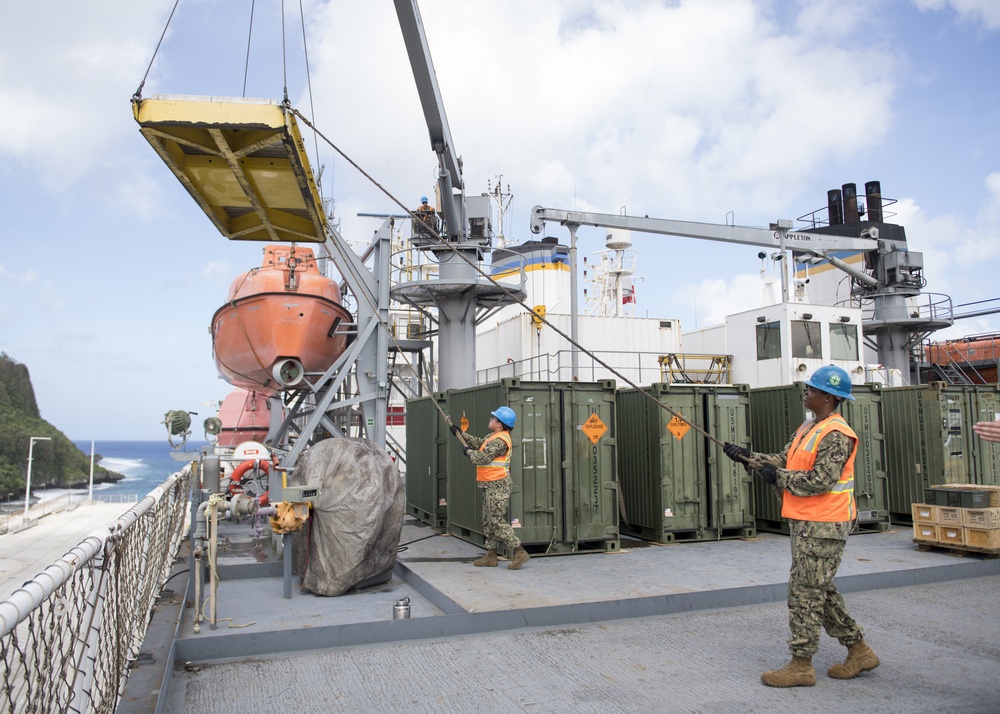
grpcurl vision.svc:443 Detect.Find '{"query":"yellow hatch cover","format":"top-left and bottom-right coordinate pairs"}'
top-left (132, 95), bottom-right (327, 243)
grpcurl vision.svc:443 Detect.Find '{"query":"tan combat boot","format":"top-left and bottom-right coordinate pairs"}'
top-left (761, 655), bottom-right (816, 688)
top-left (474, 549), bottom-right (498, 567)
top-left (508, 547), bottom-right (530, 570)
top-left (828, 640), bottom-right (880, 679)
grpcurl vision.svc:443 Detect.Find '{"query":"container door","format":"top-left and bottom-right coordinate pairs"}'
top-left (749, 385), bottom-right (804, 529)
top-left (941, 389), bottom-right (969, 484)
top-left (704, 387), bottom-right (755, 535)
top-left (562, 383), bottom-right (618, 547)
top-left (616, 388), bottom-right (661, 539)
top-left (507, 385), bottom-right (562, 547)
top-left (653, 386), bottom-right (707, 536)
top-left (444, 384), bottom-right (503, 545)
top-left (968, 386), bottom-right (1000, 486)
top-left (841, 385), bottom-right (890, 531)
top-left (404, 394), bottom-right (448, 526)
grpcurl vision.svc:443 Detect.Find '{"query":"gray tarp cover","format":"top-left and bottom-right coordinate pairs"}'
top-left (290, 438), bottom-right (404, 596)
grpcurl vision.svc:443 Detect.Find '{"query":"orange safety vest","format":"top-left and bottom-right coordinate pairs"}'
top-left (476, 431), bottom-right (512, 482)
top-left (781, 414), bottom-right (858, 523)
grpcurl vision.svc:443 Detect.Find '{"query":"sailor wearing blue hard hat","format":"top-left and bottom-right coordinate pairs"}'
top-left (449, 406), bottom-right (529, 570)
top-left (805, 364), bottom-right (855, 401)
top-left (722, 365), bottom-right (878, 687)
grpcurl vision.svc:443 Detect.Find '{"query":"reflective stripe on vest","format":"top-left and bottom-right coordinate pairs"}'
top-left (781, 414), bottom-right (858, 523)
top-left (476, 431), bottom-right (512, 482)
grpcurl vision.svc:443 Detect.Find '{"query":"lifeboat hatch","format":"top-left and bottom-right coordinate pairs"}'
top-left (132, 95), bottom-right (327, 243)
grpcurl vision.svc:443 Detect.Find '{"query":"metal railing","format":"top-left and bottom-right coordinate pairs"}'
top-left (477, 349), bottom-right (666, 385)
top-left (0, 466), bottom-right (192, 713)
top-left (658, 353), bottom-right (733, 384)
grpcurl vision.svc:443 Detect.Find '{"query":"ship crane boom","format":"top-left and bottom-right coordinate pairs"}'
top-left (529, 203), bottom-right (949, 381)
top-left (529, 207), bottom-right (879, 253)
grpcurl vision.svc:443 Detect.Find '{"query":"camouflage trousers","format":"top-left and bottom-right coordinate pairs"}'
top-left (481, 476), bottom-right (520, 551)
top-left (786, 533), bottom-right (864, 657)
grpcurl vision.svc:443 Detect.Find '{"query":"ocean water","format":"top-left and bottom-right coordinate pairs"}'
top-left (31, 440), bottom-right (208, 503)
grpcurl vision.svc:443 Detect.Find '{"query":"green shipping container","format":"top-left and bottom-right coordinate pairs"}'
top-left (444, 379), bottom-right (619, 556)
top-left (404, 393), bottom-right (449, 527)
top-left (965, 385), bottom-right (1000, 487)
top-left (882, 383), bottom-right (972, 522)
top-left (748, 383), bottom-right (890, 534)
top-left (616, 383), bottom-right (755, 543)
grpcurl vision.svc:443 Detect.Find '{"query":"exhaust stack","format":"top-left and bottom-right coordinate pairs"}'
top-left (842, 183), bottom-right (859, 223)
top-left (865, 181), bottom-right (883, 222)
top-left (827, 189), bottom-right (844, 226)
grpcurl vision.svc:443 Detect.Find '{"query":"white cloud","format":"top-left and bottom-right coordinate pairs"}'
top-left (912, 0), bottom-right (1000, 30)
top-left (672, 272), bottom-right (775, 330)
top-left (0, 2), bottom-right (171, 185)
top-left (0, 265), bottom-right (38, 285)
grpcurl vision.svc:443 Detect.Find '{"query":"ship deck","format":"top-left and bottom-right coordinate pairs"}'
top-left (115, 516), bottom-right (1000, 713)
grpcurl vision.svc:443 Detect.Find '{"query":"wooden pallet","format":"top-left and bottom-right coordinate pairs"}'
top-left (913, 539), bottom-right (1000, 559)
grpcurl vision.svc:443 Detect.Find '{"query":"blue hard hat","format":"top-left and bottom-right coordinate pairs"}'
top-left (491, 406), bottom-right (516, 428)
top-left (420, 196), bottom-right (428, 203)
top-left (806, 365), bottom-right (855, 401)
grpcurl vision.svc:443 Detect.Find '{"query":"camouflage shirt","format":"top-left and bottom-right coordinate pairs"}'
top-left (747, 423), bottom-right (854, 540)
top-left (460, 431), bottom-right (510, 467)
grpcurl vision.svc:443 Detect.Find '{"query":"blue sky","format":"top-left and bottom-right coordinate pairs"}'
top-left (1, 0), bottom-right (998, 439)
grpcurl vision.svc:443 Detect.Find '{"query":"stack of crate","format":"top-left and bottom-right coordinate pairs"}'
top-left (912, 485), bottom-right (1000, 552)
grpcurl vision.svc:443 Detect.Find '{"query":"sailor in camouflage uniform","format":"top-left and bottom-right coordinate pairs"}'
top-left (724, 366), bottom-right (879, 688)
top-left (451, 407), bottom-right (530, 570)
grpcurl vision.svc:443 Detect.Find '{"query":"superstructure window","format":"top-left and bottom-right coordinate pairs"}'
top-left (791, 320), bottom-right (821, 359)
top-left (756, 322), bottom-right (781, 360)
top-left (829, 323), bottom-right (859, 360)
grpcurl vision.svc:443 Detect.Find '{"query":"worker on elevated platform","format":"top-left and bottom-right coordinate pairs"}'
top-left (451, 406), bottom-right (530, 570)
top-left (413, 195), bottom-right (439, 238)
top-left (723, 365), bottom-right (879, 688)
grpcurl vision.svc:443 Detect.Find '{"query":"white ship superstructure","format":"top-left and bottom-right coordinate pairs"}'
top-left (475, 229), bottom-right (682, 385)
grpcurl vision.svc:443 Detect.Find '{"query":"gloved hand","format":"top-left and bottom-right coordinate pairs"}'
top-left (449, 424), bottom-right (462, 436)
top-left (723, 442), bottom-right (751, 463)
top-left (758, 463), bottom-right (779, 484)
top-left (462, 446), bottom-right (472, 457)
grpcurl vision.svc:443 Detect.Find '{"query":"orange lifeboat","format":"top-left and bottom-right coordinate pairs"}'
top-left (216, 388), bottom-right (277, 447)
top-left (211, 245), bottom-right (352, 396)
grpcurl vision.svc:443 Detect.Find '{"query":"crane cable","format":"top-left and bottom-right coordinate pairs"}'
top-left (132, 0), bottom-right (181, 102)
top-left (288, 107), bottom-right (723, 448)
top-left (242, 0), bottom-right (256, 98)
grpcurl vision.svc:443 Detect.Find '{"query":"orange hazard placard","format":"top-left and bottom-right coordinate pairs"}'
top-left (667, 415), bottom-right (690, 441)
top-left (582, 413), bottom-right (608, 444)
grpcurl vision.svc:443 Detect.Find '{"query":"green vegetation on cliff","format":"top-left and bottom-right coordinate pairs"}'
top-left (0, 353), bottom-right (121, 498)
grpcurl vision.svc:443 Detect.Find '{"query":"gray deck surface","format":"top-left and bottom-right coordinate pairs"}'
top-left (146, 517), bottom-right (1000, 713)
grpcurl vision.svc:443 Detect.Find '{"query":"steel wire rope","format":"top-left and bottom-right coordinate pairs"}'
top-left (297, 0), bottom-right (324, 184)
top-left (132, 0), bottom-right (181, 101)
top-left (280, 0), bottom-right (289, 105)
top-left (288, 107), bottom-right (720, 446)
top-left (242, 0), bottom-right (256, 97)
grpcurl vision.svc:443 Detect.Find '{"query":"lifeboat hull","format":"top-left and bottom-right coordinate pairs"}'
top-left (217, 388), bottom-right (276, 447)
top-left (211, 245), bottom-right (352, 396)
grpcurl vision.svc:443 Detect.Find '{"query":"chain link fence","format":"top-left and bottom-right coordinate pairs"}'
top-left (0, 464), bottom-right (193, 713)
